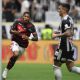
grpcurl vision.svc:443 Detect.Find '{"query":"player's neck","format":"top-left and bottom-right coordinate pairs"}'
top-left (62, 13), bottom-right (68, 18)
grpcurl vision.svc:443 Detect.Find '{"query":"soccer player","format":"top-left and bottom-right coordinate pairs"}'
top-left (53, 3), bottom-right (80, 80)
top-left (2, 11), bottom-right (38, 80)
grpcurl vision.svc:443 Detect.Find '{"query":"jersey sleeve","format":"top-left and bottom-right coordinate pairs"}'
top-left (10, 20), bottom-right (19, 30)
top-left (63, 19), bottom-right (73, 30)
top-left (28, 24), bottom-right (36, 33)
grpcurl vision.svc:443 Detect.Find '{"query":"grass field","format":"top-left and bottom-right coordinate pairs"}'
top-left (2, 63), bottom-right (80, 80)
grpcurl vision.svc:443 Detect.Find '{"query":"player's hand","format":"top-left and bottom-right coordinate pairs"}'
top-left (21, 34), bottom-right (29, 40)
top-left (15, 31), bottom-right (21, 35)
top-left (11, 30), bottom-right (21, 35)
top-left (53, 33), bottom-right (58, 38)
top-left (54, 31), bottom-right (60, 34)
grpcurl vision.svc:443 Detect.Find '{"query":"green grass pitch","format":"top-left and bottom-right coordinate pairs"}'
top-left (2, 63), bottom-right (80, 80)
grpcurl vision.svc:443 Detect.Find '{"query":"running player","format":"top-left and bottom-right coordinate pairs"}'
top-left (53, 3), bottom-right (80, 80)
top-left (2, 11), bottom-right (38, 80)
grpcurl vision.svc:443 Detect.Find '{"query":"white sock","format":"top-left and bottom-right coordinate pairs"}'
top-left (71, 66), bottom-right (80, 74)
top-left (53, 65), bottom-right (62, 80)
top-left (2, 68), bottom-right (9, 78)
top-left (4, 68), bottom-right (9, 72)
top-left (5, 68), bottom-right (8, 71)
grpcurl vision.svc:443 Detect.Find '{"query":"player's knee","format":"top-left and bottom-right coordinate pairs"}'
top-left (66, 64), bottom-right (74, 72)
top-left (13, 54), bottom-right (19, 57)
top-left (70, 66), bottom-right (75, 72)
top-left (68, 66), bottom-right (77, 72)
top-left (13, 51), bottom-right (19, 57)
top-left (70, 66), bottom-right (80, 74)
top-left (53, 65), bottom-right (62, 78)
top-left (68, 68), bottom-right (72, 72)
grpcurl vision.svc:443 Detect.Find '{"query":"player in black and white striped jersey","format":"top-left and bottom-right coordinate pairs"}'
top-left (53, 3), bottom-right (80, 80)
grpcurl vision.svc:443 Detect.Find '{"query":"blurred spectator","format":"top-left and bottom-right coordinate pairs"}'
top-left (29, 0), bottom-right (37, 21)
top-left (41, 24), bottom-right (53, 40)
top-left (75, 0), bottom-right (80, 7)
top-left (66, 0), bottom-right (75, 11)
top-left (15, 0), bottom-right (22, 13)
top-left (21, 0), bottom-right (30, 15)
top-left (42, 0), bottom-right (49, 12)
top-left (2, 0), bottom-right (7, 21)
top-left (14, 0), bottom-right (23, 18)
top-left (58, 0), bottom-right (67, 3)
top-left (28, 0), bottom-right (33, 19)
top-left (2, 0), bottom-right (17, 22)
top-left (73, 27), bottom-right (80, 40)
top-left (66, 0), bottom-right (75, 6)
top-left (69, 6), bottom-right (79, 23)
top-left (49, 0), bottom-right (57, 11)
top-left (32, 0), bottom-right (45, 22)
top-left (2, 25), bottom-right (7, 39)
top-left (2, 0), bottom-right (80, 22)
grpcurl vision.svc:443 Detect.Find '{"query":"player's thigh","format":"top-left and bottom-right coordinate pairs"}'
top-left (66, 61), bottom-right (74, 71)
top-left (18, 46), bottom-right (25, 57)
top-left (54, 60), bottom-right (62, 67)
top-left (10, 41), bottom-right (24, 56)
top-left (66, 50), bottom-right (77, 70)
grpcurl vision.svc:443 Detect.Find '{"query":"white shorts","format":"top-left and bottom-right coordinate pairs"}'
top-left (10, 41), bottom-right (25, 55)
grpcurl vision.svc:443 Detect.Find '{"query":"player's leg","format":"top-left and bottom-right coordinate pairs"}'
top-left (2, 41), bottom-right (20, 79)
top-left (2, 51), bottom-right (19, 80)
top-left (2, 41), bottom-right (25, 79)
top-left (66, 47), bottom-right (80, 74)
top-left (53, 48), bottom-right (63, 80)
top-left (53, 61), bottom-right (62, 80)
top-left (66, 61), bottom-right (80, 74)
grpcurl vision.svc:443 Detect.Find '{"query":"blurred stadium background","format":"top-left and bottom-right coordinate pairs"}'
top-left (2, 0), bottom-right (80, 80)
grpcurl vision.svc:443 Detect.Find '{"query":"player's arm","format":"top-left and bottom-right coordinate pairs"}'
top-left (10, 21), bottom-right (21, 35)
top-left (10, 30), bottom-right (20, 35)
top-left (53, 28), bottom-right (73, 38)
top-left (31, 32), bottom-right (38, 41)
top-left (21, 34), bottom-right (29, 40)
top-left (53, 21), bottom-right (74, 38)
top-left (28, 25), bottom-right (38, 41)
top-left (21, 32), bottom-right (38, 41)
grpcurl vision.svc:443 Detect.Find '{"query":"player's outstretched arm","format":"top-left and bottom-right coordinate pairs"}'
top-left (21, 34), bottom-right (29, 40)
top-left (53, 28), bottom-right (73, 38)
top-left (31, 32), bottom-right (38, 41)
top-left (10, 30), bottom-right (21, 35)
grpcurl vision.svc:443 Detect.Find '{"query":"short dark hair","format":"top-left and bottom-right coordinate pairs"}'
top-left (45, 24), bottom-right (50, 28)
top-left (23, 11), bottom-right (30, 16)
top-left (60, 3), bottom-right (70, 12)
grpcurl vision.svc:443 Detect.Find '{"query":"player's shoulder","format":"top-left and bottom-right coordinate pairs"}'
top-left (14, 18), bottom-right (23, 23)
top-left (63, 15), bottom-right (73, 24)
top-left (27, 21), bottom-right (35, 28)
top-left (68, 15), bottom-right (74, 24)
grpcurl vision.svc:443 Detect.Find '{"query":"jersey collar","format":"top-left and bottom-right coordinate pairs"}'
top-left (62, 15), bottom-right (68, 20)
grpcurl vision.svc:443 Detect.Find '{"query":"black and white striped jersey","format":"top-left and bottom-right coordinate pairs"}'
top-left (59, 15), bottom-right (74, 51)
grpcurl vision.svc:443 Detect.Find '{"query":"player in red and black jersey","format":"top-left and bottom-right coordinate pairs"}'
top-left (10, 12), bottom-right (38, 48)
top-left (2, 12), bottom-right (38, 80)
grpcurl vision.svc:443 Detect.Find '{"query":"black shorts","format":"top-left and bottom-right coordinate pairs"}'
top-left (54, 47), bottom-right (77, 63)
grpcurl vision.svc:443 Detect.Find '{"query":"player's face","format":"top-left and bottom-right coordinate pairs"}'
top-left (23, 13), bottom-right (30, 22)
top-left (58, 5), bottom-right (66, 17)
